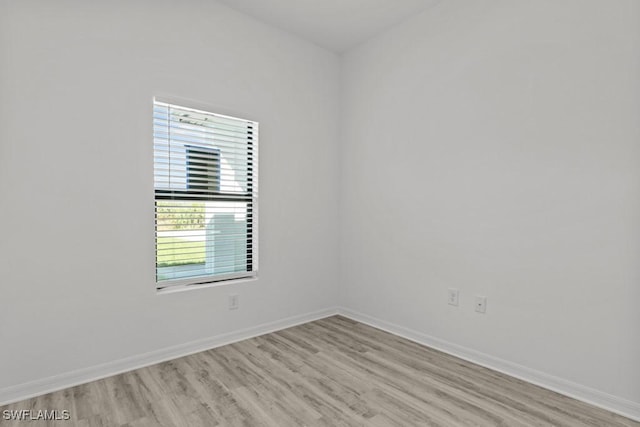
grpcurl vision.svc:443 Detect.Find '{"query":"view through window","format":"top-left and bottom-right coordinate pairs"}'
top-left (153, 99), bottom-right (258, 289)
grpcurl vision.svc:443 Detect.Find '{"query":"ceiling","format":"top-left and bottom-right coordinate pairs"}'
top-left (216, 0), bottom-right (441, 53)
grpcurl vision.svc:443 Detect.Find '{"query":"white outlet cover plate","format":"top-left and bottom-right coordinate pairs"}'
top-left (229, 295), bottom-right (239, 310)
top-left (447, 288), bottom-right (459, 306)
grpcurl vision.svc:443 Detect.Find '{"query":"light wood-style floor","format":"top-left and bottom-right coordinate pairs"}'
top-left (1, 316), bottom-right (637, 426)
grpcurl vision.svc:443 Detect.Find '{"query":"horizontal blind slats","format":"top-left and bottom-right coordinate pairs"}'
top-left (154, 100), bottom-right (258, 287)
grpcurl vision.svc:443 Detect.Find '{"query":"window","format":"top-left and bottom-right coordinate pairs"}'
top-left (153, 99), bottom-right (258, 289)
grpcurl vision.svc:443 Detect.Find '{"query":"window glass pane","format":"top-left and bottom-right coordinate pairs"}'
top-left (153, 103), bottom-right (252, 195)
top-left (156, 200), bottom-right (252, 282)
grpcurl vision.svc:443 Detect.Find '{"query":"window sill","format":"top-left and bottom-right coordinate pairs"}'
top-left (156, 275), bottom-right (258, 295)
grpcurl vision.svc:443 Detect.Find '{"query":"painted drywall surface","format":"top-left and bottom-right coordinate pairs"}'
top-left (0, 0), bottom-right (340, 388)
top-left (340, 0), bottom-right (640, 403)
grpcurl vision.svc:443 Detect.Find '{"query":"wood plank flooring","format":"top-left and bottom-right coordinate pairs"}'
top-left (1, 316), bottom-right (637, 426)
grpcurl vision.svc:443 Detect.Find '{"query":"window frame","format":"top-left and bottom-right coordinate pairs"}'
top-left (153, 97), bottom-right (259, 291)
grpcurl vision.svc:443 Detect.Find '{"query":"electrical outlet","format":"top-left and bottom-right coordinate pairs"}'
top-left (475, 296), bottom-right (487, 313)
top-left (229, 294), bottom-right (239, 310)
top-left (447, 288), bottom-right (459, 306)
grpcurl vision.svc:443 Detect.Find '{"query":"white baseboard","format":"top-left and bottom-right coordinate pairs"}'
top-left (0, 307), bottom-right (339, 406)
top-left (336, 307), bottom-right (640, 422)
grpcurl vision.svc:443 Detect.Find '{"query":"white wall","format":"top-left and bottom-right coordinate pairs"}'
top-left (0, 0), bottom-right (340, 393)
top-left (341, 0), bottom-right (640, 407)
top-left (2, 0), bottom-right (640, 416)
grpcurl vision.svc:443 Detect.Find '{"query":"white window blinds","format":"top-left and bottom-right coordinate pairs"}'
top-left (153, 99), bottom-right (258, 289)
